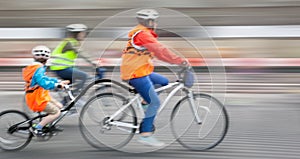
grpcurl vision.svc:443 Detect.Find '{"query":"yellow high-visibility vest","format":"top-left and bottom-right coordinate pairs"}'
top-left (50, 38), bottom-right (79, 70)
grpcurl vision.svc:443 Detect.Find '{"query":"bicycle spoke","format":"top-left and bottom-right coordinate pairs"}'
top-left (0, 110), bottom-right (33, 151)
top-left (79, 93), bottom-right (137, 150)
top-left (171, 93), bottom-right (229, 151)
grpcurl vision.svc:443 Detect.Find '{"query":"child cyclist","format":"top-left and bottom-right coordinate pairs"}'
top-left (23, 45), bottom-right (69, 136)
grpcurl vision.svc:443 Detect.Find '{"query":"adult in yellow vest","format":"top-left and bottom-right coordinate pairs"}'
top-left (50, 24), bottom-right (88, 95)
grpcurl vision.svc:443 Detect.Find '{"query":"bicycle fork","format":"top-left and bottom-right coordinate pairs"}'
top-left (187, 91), bottom-right (202, 125)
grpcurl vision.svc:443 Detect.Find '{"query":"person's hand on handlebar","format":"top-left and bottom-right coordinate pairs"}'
top-left (180, 59), bottom-right (191, 68)
top-left (57, 80), bottom-right (70, 89)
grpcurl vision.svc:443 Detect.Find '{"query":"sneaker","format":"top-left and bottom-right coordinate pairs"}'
top-left (138, 136), bottom-right (165, 147)
top-left (29, 127), bottom-right (45, 137)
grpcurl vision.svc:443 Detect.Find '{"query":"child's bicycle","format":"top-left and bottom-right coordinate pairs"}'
top-left (0, 80), bottom-right (107, 151)
top-left (79, 67), bottom-right (229, 151)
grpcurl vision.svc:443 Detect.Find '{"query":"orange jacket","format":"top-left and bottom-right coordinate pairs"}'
top-left (121, 24), bottom-right (185, 80)
top-left (23, 64), bottom-right (51, 112)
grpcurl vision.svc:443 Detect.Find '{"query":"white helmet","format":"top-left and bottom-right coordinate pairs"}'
top-left (32, 45), bottom-right (51, 60)
top-left (136, 9), bottom-right (159, 20)
top-left (66, 24), bottom-right (87, 32)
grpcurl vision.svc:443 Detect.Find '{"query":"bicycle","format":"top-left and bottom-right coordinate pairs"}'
top-left (79, 67), bottom-right (229, 151)
top-left (0, 81), bottom-right (104, 151)
top-left (22, 66), bottom-right (120, 117)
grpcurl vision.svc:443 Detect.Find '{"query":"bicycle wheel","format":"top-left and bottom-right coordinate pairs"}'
top-left (91, 84), bottom-right (128, 96)
top-left (0, 110), bottom-right (33, 151)
top-left (79, 93), bottom-right (137, 150)
top-left (171, 93), bottom-right (229, 151)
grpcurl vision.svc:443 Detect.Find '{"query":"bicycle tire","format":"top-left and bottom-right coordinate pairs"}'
top-left (75, 83), bottom-right (127, 113)
top-left (79, 93), bottom-right (137, 150)
top-left (170, 93), bottom-right (229, 151)
top-left (0, 110), bottom-right (33, 151)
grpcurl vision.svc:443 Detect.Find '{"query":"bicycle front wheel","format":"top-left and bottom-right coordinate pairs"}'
top-left (0, 110), bottom-right (33, 151)
top-left (79, 93), bottom-right (137, 150)
top-left (171, 93), bottom-right (229, 151)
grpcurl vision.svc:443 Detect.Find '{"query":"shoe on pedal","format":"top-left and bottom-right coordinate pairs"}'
top-left (138, 136), bottom-right (165, 147)
top-left (30, 127), bottom-right (45, 137)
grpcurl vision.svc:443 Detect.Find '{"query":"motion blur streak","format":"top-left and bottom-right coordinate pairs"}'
top-left (1, 0), bottom-right (300, 158)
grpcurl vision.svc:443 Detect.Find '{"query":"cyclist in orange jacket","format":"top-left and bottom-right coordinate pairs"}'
top-left (23, 45), bottom-right (69, 136)
top-left (120, 9), bottom-right (189, 146)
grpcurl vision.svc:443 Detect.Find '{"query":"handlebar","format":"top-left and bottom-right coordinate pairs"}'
top-left (62, 84), bottom-right (75, 100)
top-left (63, 84), bottom-right (70, 90)
top-left (177, 66), bottom-right (192, 80)
top-left (177, 66), bottom-right (195, 88)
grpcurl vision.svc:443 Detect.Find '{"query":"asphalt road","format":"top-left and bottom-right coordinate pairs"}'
top-left (0, 91), bottom-right (300, 159)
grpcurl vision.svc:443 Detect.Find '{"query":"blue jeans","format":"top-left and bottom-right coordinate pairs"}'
top-left (129, 72), bottom-right (169, 133)
top-left (53, 67), bottom-right (88, 95)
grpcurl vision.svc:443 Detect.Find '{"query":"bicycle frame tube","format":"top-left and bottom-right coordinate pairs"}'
top-left (51, 110), bottom-right (69, 126)
top-left (157, 82), bottom-right (184, 114)
top-left (107, 94), bottom-right (140, 122)
top-left (105, 82), bottom-right (182, 129)
top-left (109, 82), bottom-right (183, 122)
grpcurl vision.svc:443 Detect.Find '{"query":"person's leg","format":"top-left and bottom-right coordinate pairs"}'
top-left (38, 103), bottom-right (61, 127)
top-left (129, 76), bottom-right (165, 146)
top-left (129, 76), bottom-right (160, 133)
top-left (69, 68), bottom-right (88, 94)
top-left (141, 72), bottom-right (169, 105)
top-left (53, 68), bottom-right (74, 105)
top-left (31, 102), bottom-right (61, 136)
top-left (149, 72), bottom-right (169, 87)
top-left (53, 68), bottom-right (74, 83)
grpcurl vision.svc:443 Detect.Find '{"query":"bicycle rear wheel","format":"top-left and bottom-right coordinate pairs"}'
top-left (0, 110), bottom-right (33, 151)
top-left (79, 93), bottom-right (137, 150)
top-left (171, 93), bottom-right (229, 151)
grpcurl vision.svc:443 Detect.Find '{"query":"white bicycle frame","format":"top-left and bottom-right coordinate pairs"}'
top-left (106, 81), bottom-right (202, 129)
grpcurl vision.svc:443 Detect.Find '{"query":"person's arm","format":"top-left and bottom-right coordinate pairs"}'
top-left (134, 31), bottom-right (186, 65)
top-left (63, 41), bottom-right (98, 67)
top-left (62, 42), bottom-right (79, 54)
top-left (33, 67), bottom-right (58, 90)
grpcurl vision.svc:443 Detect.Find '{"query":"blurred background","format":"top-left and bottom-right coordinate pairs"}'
top-left (1, 0), bottom-right (300, 158)
top-left (0, 0), bottom-right (300, 92)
